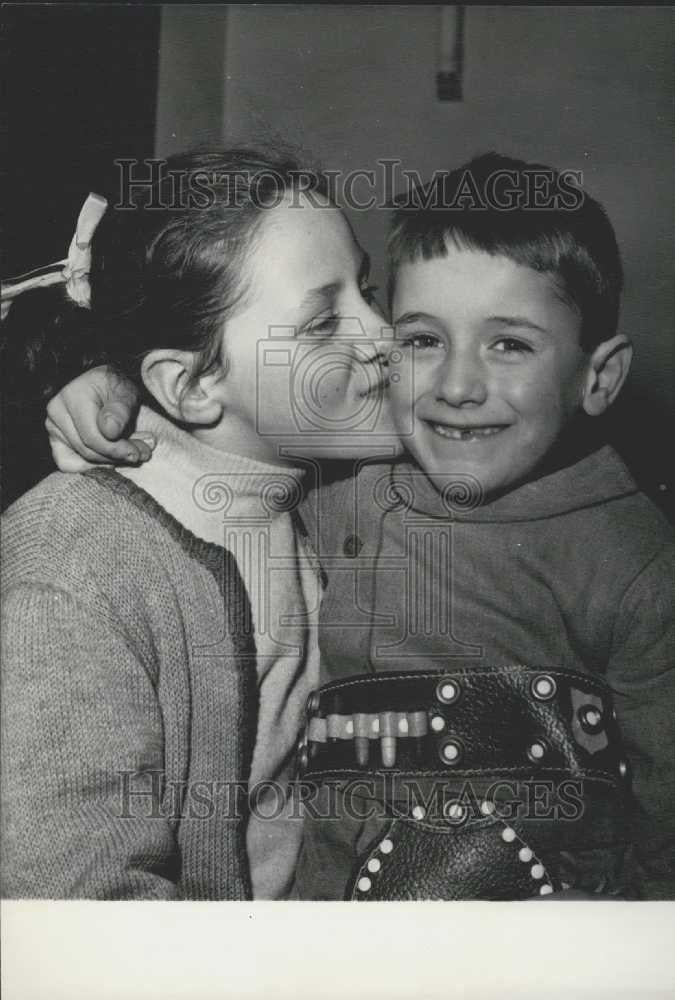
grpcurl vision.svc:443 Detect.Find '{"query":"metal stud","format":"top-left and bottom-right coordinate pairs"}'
top-left (357, 876), bottom-right (372, 893)
top-left (379, 839), bottom-right (394, 854)
top-left (539, 884), bottom-right (554, 896)
top-left (578, 705), bottom-right (604, 733)
top-left (367, 858), bottom-right (381, 874)
top-left (430, 714), bottom-right (446, 732)
top-left (527, 740), bottom-right (546, 763)
top-left (480, 800), bottom-right (495, 816)
top-left (518, 847), bottom-right (533, 863)
top-left (531, 674), bottom-right (557, 701)
top-left (436, 678), bottom-right (461, 705)
top-left (501, 827), bottom-right (516, 843)
top-left (530, 863), bottom-right (544, 880)
top-left (412, 805), bottom-right (426, 821)
top-left (444, 800), bottom-right (466, 824)
top-left (439, 739), bottom-right (462, 765)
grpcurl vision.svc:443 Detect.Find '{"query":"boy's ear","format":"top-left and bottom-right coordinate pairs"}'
top-left (581, 333), bottom-right (633, 417)
top-left (141, 350), bottom-right (225, 425)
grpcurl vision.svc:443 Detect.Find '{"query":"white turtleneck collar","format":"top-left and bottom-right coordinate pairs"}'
top-left (116, 406), bottom-right (307, 547)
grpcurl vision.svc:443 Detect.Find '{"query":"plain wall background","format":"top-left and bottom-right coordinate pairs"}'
top-left (155, 3), bottom-right (674, 436)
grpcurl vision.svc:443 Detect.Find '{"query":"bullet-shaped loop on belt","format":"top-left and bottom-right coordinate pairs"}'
top-left (379, 711), bottom-right (397, 767)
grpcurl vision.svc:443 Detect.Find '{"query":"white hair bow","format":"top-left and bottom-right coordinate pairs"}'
top-left (1, 193), bottom-right (108, 318)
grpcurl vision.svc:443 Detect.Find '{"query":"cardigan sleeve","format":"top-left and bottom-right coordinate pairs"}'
top-left (1, 580), bottom-right (182, 899)
top-left (607, 544), bottom-right (675, 899)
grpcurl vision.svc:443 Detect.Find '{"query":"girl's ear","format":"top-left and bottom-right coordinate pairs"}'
top-left (141, 350), bottom-right (225, 425)
top-left (581, 333), bottom-right (633, 417)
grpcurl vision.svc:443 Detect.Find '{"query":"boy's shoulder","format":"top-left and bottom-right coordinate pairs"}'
top-left (552, 445), bottom-right (672, 547)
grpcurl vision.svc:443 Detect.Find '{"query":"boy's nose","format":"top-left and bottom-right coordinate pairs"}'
top-left (435, 352), bottom-right (488, 407)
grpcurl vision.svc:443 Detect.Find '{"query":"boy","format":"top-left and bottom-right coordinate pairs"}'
top-left (44, 154), bottom-right (675, 899)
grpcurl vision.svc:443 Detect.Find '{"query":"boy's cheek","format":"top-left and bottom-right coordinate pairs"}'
top-left (387, 388), bottom-right (416, 440)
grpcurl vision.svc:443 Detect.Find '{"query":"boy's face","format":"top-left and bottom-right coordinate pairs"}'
top-left (389, 245), bottom-right (593, 500)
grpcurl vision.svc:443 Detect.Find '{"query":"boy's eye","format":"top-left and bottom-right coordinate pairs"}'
top-left (492, 337), bottom-right (533, 355)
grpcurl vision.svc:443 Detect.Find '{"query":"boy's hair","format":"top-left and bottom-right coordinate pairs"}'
top-left (387, 152), bottom-right (623, 350)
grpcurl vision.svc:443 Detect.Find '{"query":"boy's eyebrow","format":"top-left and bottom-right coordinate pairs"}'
top-left (486, 315), bottom-right (549, 334)
top-left (394, 311), bottom-right (441, 326)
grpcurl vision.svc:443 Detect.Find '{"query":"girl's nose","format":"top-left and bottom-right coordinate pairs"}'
top-left (435, 350), bottom-right (488, 407)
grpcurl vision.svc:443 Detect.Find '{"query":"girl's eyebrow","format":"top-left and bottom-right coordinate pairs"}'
top-left (298, 282), bottom-right (342, 311)
top-left (298, 251), bottom-right (371, 311)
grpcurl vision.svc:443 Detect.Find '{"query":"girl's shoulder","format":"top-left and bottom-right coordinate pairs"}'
top-left (3, 468), bottom-right (240, 598)
top-left (2, 470), bottom-right (185, 591)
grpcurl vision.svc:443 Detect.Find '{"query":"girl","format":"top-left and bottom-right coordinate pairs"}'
top-left (0, 149), bottom-right (398, 899)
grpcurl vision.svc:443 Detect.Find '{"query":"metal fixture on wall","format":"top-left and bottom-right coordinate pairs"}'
top-left (437, 4), bottom-right (465, 101)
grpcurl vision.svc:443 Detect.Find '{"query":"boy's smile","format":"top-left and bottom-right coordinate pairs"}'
top-left (390, 245), bottom-right (594, 500)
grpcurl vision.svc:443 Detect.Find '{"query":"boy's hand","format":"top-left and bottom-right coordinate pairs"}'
top-left (46, 366), bottom-right (152, 471)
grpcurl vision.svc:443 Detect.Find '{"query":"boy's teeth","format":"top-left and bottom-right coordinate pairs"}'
top-left (430, 423), bottom-right (502, 440)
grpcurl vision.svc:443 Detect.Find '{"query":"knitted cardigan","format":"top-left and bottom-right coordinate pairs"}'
top-left (1, 469), bottom-right (258, 899)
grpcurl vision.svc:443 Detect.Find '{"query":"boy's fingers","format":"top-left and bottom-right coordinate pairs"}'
top-left (49, 436), bottom-right (98, 474)
top-left (67, 398), bottom-right (142, 463)
top-left (46, 409), bottom-right (142, 466)
top-left (98, 371), bottom-right (141, 440)
top-left (128, 433), bottom-right (156, 463)
top-left (98, 399), bottom-right (138, 441)
top-left (46, 415), bottom-right (107, 468)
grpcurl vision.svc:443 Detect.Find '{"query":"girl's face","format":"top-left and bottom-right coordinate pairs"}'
top-left (210, 192), bottom-right (401, 465)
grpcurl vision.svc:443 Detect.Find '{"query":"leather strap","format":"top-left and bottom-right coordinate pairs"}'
top-left (297, 666), bottom-right (628, 790)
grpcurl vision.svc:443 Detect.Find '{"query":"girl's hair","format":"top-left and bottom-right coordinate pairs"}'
top-left (1, 148), bottom-right (329, 403)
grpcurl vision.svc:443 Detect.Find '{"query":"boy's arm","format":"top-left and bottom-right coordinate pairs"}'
top-left (608, 544), bottom-right (675, 899)
top-left (46, 366), bottom-right (153, 469)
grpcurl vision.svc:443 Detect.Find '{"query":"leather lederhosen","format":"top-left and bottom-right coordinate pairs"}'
top-left (296, 666), bottom-right (636, 900)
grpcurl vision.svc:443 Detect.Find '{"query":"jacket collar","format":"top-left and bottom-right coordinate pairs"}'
top-left (386, 445), bottom-right (638, 523)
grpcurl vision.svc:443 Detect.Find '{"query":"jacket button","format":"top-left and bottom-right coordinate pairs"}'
top-left (343, 534), bottom-right (363, 558)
